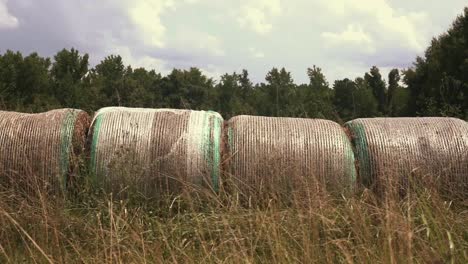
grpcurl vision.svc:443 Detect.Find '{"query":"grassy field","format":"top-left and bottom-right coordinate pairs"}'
top-left (0, 174), bottom-right (467, 264)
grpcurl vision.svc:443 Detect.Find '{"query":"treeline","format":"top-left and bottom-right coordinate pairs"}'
top-left (0, 8), bottom-right (466, 121)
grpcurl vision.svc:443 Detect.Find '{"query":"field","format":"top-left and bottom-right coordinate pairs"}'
top-left (0, 173), bottom-right (467, 263)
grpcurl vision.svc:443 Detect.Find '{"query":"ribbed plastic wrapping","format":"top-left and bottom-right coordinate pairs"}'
top-left (346, 117), bottom-right (468, 194)
top-left (89, 107), bottom-right (223, 195)
top-left (226, 115), bottom-right (357, 195)
top-left (0, 109), bottom-right (90, 193)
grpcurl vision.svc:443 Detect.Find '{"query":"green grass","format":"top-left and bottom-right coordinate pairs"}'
top-left (0, 173), bottom-right (467, 264)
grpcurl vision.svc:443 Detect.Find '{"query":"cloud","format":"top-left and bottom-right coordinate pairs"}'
top-left (249, 47), bottom-right (265, 58)
top-left (173, 30), bottom-right (225, 57)
top-left (0, 0), bottom-right (18, 29)
top-left (313, 0), bottom-right (435, 74)
top-left (114, 0), bottom-right (224, 71)
top-left (321, 0), bottom-right (428, 52)
top-left (124, 0), bottom-right (176, 48)
top-left (237, 0), bottom-right (282, 34)
top-left (105, 44), bottom-right (168, 73)
top-left (1, 0), bottom-right (467, 84)
top-left (322, 24), bottom-right (375, 53)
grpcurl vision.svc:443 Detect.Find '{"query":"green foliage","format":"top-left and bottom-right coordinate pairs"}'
top-left (390, 86), bottom-right (410, 117)
top-left (124, 68), bottom-right (162, 108)
top-left (386, 69), bottom-right (411, 117)
top-left (333, 78), bottom-right (356, 121)
top-left (51, 48), bottom-right (90, 109)
top-left (264, 67), bottom-right (296, 116)
top-left (93, 55), bottom-right (126, 106)
top-left (365, 66), bottom-right (387, 115)
top-left (216, 72), bottom-right (254, 119)
top-left (159, 68), bottom-right (215, 110)
top-left (332, 77), bottom-right (380, 121)
top-left (404, 7), bottom-right (468, 119)
top-left (302, 66), bottom-right (335, 119)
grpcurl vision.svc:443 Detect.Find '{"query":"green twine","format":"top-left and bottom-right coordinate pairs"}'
top-left (346, 121), bottom-right (371, 186)
top-left (201, 111), bottom-right (222, 191)
top-left (200, 112), bottom-right (210, 187)
top-left (59, 110), bottom-right (79, 192)
top-left (211, 115), bottom-right (222, 191)
top-left (90, 114), bottom-right (103, 186)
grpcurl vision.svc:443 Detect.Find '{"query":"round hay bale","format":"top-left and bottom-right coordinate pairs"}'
top-left (0, 109), bottom-right (90, 194)
top-left (89, 107), bottom-right (223, 196)
top-left (345, 117), bottom-right (468, 195)
top-left (226, 115), bottom-right (357, 197)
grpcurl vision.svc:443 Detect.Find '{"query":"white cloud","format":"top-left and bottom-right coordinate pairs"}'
top-left (124, 0), bottom-right (176, 48)
top-left (249, 47), bottom-right (265, 58)
top-left (321, 0), bottom-right (428, 52)
top-left (322, 24), bottom-right (375, 53)
top-left (0, 0), bottom-right (18, 29)
top-left (173, 29), bottom-right (225, 57)
top-left (197, 34), bottom-right (225, 57)
top-left (238, 0), bottom-right (282, 34)
top-left (106, 44), bottom-right (168, 72)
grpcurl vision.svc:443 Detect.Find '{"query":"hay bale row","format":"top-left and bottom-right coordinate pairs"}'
top-left (0, 109), bottom-right (90, 193)
top-left (1, 107), bottom-right (466, 198)
top-left (226, 115), bottom-right (357, 196)
top-left (89, 107), bottom-right (223, 195)
top-left (346, 117), bottom-right (468, 194)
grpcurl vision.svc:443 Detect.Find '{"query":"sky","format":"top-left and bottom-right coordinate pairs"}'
top-left (0, 0), bottom-right (466, 84)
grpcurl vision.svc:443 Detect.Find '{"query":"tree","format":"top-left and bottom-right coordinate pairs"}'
top-left (353, 77), bottom-right (379, 118)
top-left (264, 67), bottom-right (296, 116)
top-left (333, 78), bottom-right (356, 121)
top-left (20, 53), bottom-right (56, 111)
top-left (217, 73), bottom-right (240, 118)
top-left (301, 66), bottom-right (334, 119)
top-left (387, 69), bottom-right (399, 109)
top-left (92, 55), bottom-right (126, 106)
top-left (123, 67), bottom-right (162, 108)
top-left (390, 86), bottom-right (409, 117)
top-left (385, 68), bottom-right (410, 117)
top-left (365, 66), bottom-right (387, 115)
top-left (404, 7), bottom-right (468, 119)
top-left (51, 48), bottom-right (90, 109)
top-left (52, 48), bottom-right (89, 83)
top-left (307, 65), bottom-right (328, 90)
top-left (0, 51), bottom-right (24, 108)
top-left (160, 68), bottom-right (215, 110)
top-left (216, 70), bottom-right (256, 118)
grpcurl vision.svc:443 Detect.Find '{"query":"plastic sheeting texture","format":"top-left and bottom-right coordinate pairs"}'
top-left (0, 109), bottom-right (90, 193)
top-left (346, 117), bottom-right (468, 194)
top-left (89, 107), bottom-right (223, 195)
top-left (226, 115), bottom-right (356, 195)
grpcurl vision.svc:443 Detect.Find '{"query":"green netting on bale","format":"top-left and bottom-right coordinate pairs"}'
top-left (345, 121), bottom-right (371, 186)
top-left (88, 107), bottom-right (224, 195)
top-left (90, 113), bottom-right (103, 186)
top-left (201, 111), bottom-right (223, 191)
top-left (346, 117), bottom-right (468, 195)
top-left (0, 109), bottom-right (90, 194)
top-left (59, 110), bottom-right (80, 190)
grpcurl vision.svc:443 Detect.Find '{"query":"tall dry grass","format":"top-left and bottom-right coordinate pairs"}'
top-left (0, 169), bottom-right (467, 263)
